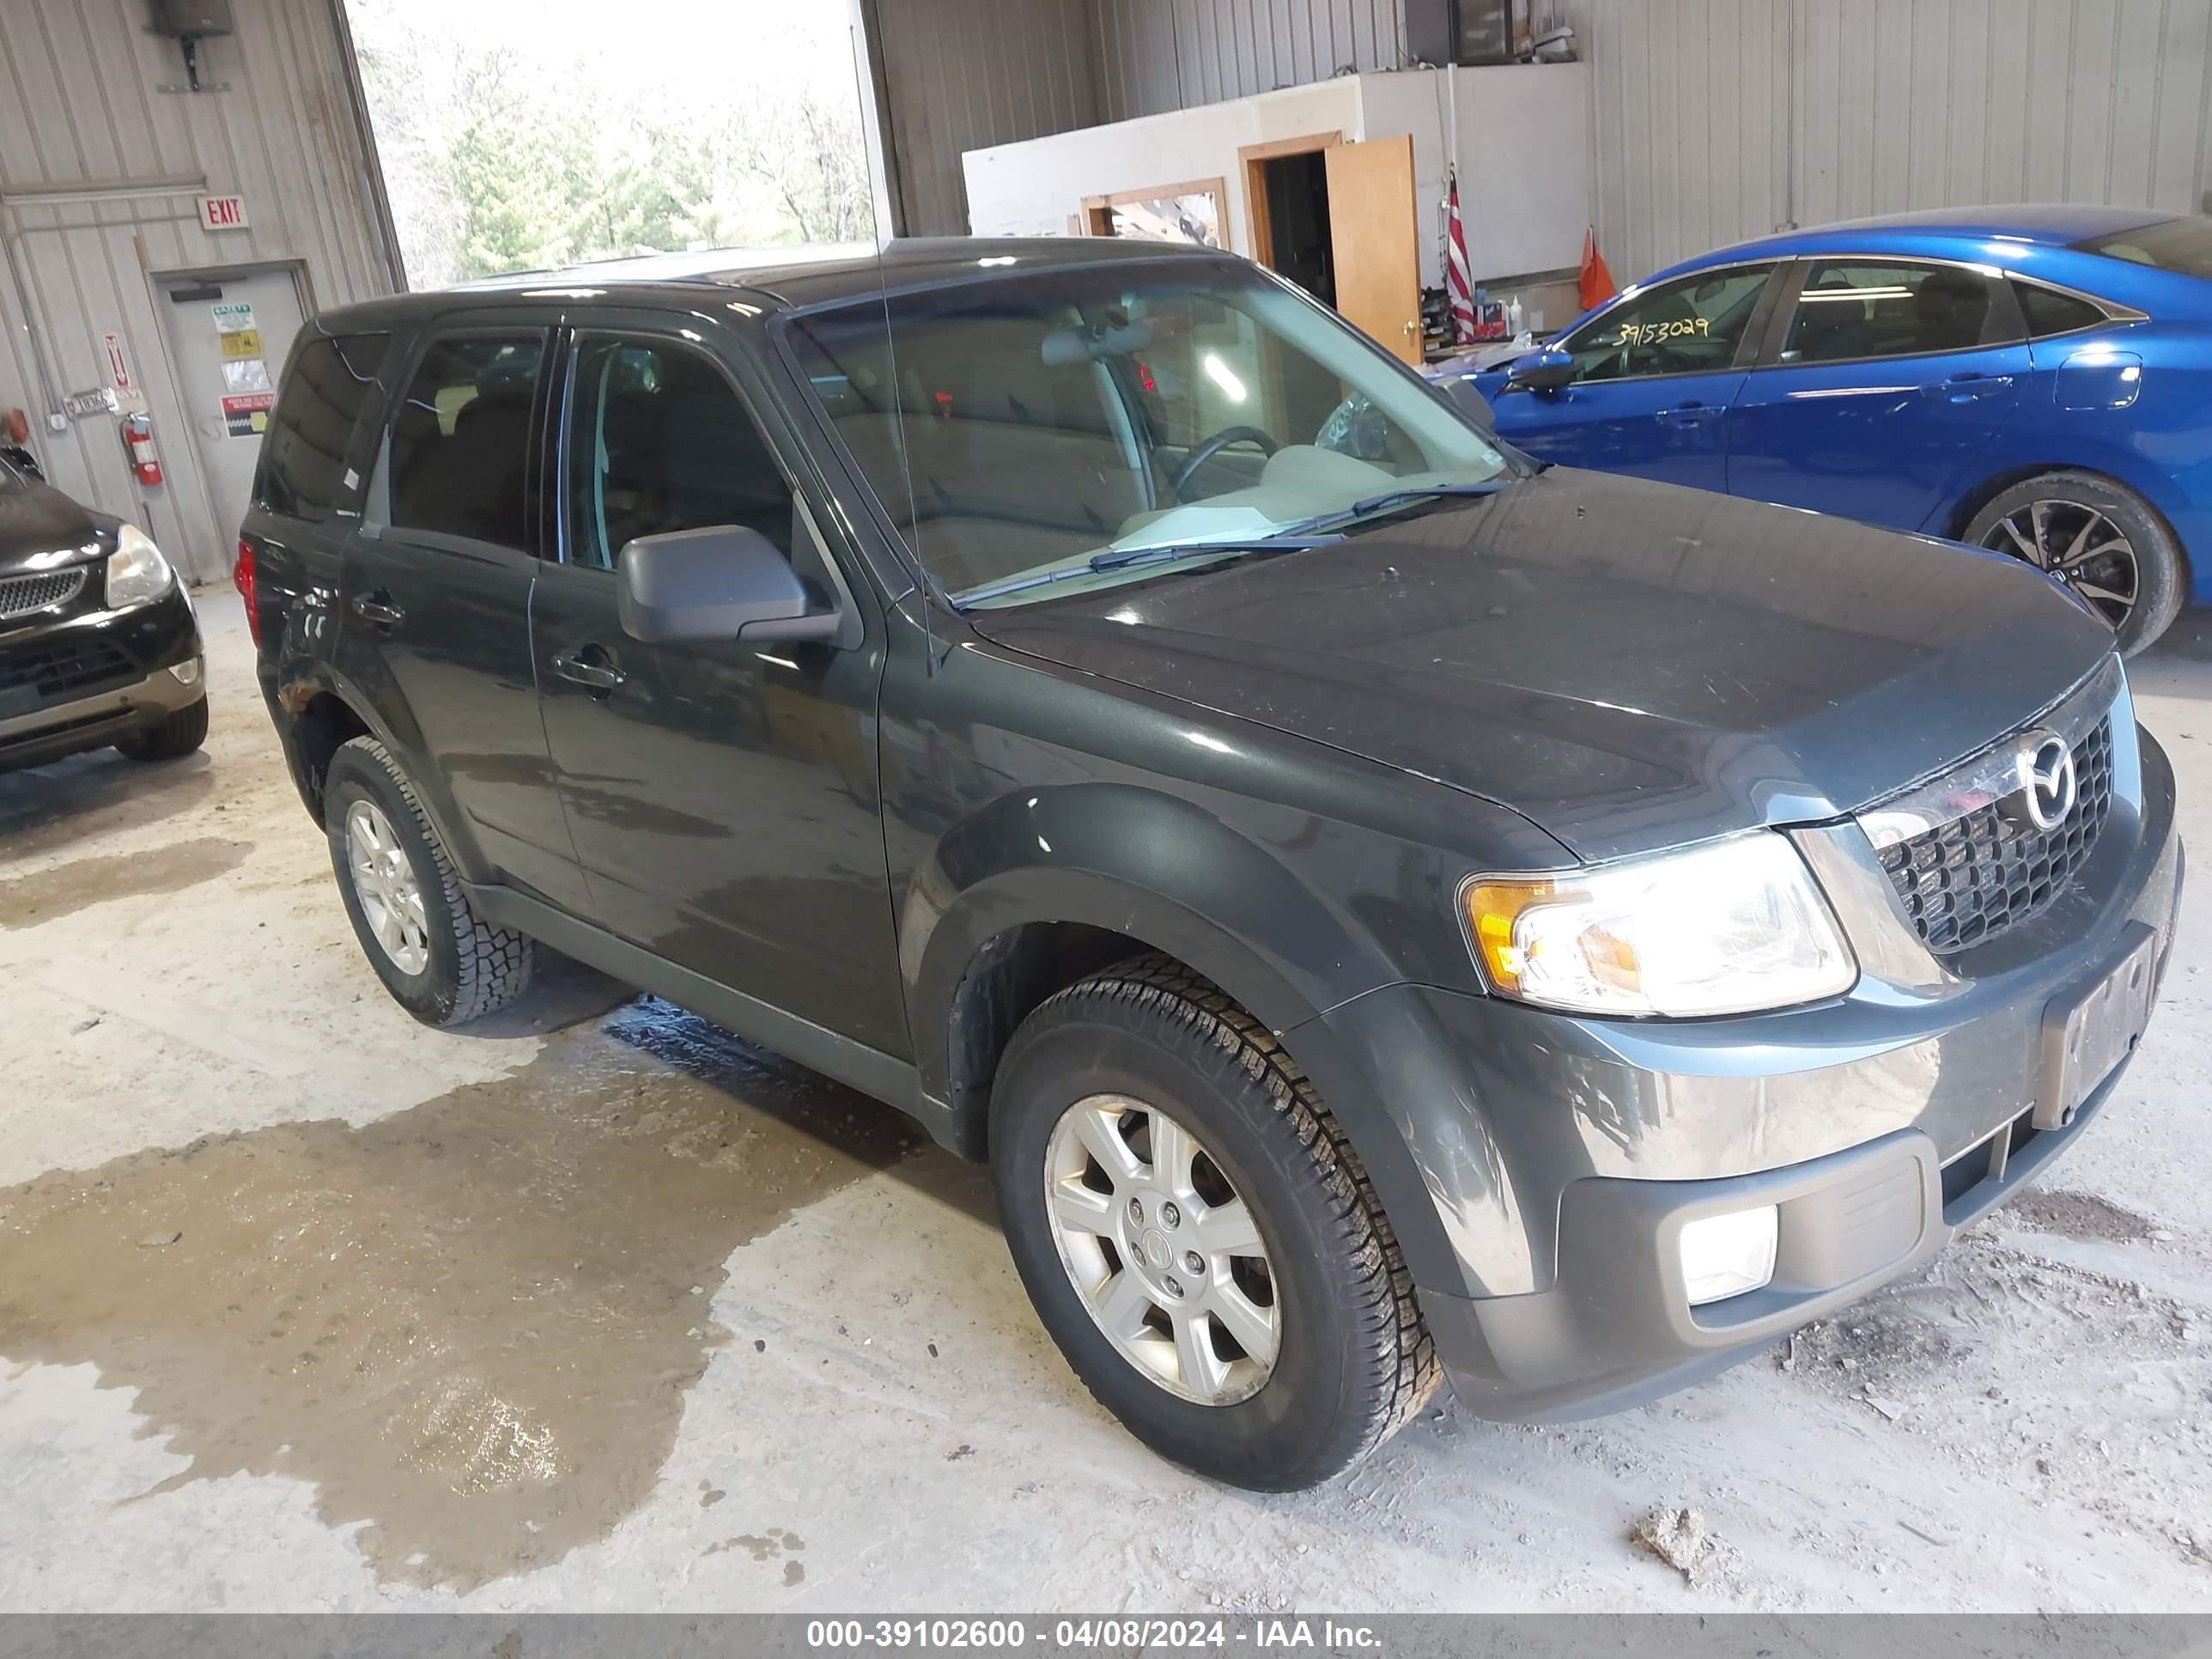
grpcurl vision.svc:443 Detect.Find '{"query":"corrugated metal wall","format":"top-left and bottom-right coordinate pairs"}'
top-left (1571, 0), bottom-right (2212, 287)
top-left (872, 0), bottom-right (1103, 236)
top-left (1091, 0), bottom-right (1410, 122)
top-left (0, 0), bottom-right (398, 580)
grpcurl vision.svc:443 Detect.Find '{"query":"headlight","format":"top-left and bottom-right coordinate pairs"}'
top-left (105, 524), bottom-right (174, 609)
top-left (1461, 832), bottom-right (1857, 1017)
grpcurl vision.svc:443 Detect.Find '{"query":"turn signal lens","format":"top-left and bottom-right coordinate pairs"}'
top-left (1462, 833), bottom-right (1856, 1018)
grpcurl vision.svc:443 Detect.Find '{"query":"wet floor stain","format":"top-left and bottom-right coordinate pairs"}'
top-left (704, 1525), bottom-right (805, 1577)
top-left (0, 838), bottom-right (251, 928)
top-left (0, 998), bottom-right (921, 1590)
top-left (0, 754), bottom-right (216, 860)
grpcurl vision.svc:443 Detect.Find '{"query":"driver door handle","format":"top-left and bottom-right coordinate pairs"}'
top-left (1655, 400), bottom-right (1723, 428)
top-left (551, 647), bottom-right (625, 694)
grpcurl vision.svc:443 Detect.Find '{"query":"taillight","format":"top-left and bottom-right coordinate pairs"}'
top-left (234, 538), bottom-right (260, 647)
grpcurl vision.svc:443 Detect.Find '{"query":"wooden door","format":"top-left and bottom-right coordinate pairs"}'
top-left (1324, 136), bottom-right (1422, 365)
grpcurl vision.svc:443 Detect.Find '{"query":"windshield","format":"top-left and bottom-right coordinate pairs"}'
top-left (781, 258), bottom-right (1509, 608)
top-left (2072, 216), bottom-right (2212, 276)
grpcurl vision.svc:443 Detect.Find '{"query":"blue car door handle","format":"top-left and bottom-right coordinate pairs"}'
top-left (1655, 400), bottom-right (1723, 427)
top-left (1925, 372), bottom-right (2014, 403)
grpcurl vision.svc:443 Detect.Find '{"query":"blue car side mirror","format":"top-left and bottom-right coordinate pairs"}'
top-left (1504, 348), bottom-right (1575, 393)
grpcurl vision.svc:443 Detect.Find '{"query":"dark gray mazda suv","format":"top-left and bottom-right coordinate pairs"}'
top-left (241, 239), bottom-right (2182, 1490)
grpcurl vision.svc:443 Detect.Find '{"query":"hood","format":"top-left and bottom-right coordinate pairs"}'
top-left (968, 466), bottom-right (2116, 860)
top-left (0, 477), bottom-right (111, 579)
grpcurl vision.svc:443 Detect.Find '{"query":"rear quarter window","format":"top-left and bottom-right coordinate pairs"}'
top-left (2014, 282), bottom-right (2108, 339)
top-left (254, 333), bottom-right (391, 524)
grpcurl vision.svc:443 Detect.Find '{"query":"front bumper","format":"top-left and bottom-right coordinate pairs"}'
top-left (0, 585), bottom-right (202, 772)
top-left (1317, 721), bottom-right (2182, 1422)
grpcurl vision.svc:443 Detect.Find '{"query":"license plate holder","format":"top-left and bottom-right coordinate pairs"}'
top-left (2035, 921), bottom-right (2160, 1131)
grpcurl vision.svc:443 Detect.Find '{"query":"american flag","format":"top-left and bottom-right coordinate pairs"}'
top-left (1444, 168), bottom-right (1477, 347)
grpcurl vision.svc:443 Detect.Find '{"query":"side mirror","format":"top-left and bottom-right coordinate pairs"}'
top-left (1434, 375), bottom-right (1497, 433)
top-left (1504, 348), bottom-right (1575, 394)
top-left (617, 525), bottom-right (842, 646)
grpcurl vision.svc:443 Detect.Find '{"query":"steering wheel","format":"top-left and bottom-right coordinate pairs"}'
top-left (1170, 424), bottom-right (1279, 500)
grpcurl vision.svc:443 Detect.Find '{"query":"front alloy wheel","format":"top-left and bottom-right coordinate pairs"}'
top-left (990, 954), bottom-right (1438, 1489)
top-left (1045, 1093), bottom-right (1279, 1406)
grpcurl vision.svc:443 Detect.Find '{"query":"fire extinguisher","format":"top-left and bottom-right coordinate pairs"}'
top-left (121, 411), bottom-right (163, 487)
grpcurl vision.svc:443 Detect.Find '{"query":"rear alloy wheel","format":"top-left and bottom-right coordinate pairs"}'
top-left (992, 954), bottom-right (1437, 1490)
top-left (1966, 471), bottom-right (2185, 655)
top-left (325, 735), bottom-right (533, 1027)
top-left (344, 798), bottom-right (431, 975)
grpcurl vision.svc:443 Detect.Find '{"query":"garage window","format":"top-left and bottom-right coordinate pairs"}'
top-left (389, 333), bottom-right (546, 550)
top-left (254, 333), bottom-right (390, 524)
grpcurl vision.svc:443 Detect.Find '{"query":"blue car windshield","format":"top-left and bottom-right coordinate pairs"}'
top-left (781, 258), bottom-right (1508, 609)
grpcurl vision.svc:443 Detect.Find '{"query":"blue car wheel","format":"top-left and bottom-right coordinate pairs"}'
top-left (1965, 471), bottom-right (2185, 656)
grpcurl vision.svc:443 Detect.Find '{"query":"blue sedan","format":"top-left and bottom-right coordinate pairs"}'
top-left (1473, 205), bottom-right (2212, 653)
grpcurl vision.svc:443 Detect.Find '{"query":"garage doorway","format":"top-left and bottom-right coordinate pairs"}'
top-left (1239, 131), bottom-right (1423, 365)
top-left (154, 264), bottom-right (308, 551)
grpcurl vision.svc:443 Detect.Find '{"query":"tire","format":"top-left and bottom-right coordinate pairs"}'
top-left (112, 695), bottom-right (208, 762)
top-left (1964, 471), bottom-right (2186, 656)
top-left (990, 953), bottom-right (1438, 1490)
top-left (324, 735), bottom-right (532, 1028)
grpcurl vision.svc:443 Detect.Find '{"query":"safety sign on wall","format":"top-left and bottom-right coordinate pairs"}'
top-left (221, 392), bottom-right (275, 438)
top-left (213, 303), bottom-right (272, 436)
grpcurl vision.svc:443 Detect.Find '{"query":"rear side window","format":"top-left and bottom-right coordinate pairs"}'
top-left (255, 332), bottom-right (388, 523)
top-left (389, 333), bottom-right (545, 550)
top-left (1780, 261), bottom-right (2017, 364)
top-left (2014, 282), bottom-right (2107, 338)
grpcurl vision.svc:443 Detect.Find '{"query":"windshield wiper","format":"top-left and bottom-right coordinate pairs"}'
top-left (954, 534), bottom-right (1341, 608)
top-left (1276, 480), bottom-right (1512, 538)
top-left (1087, 532), bottom-right (1341, 572)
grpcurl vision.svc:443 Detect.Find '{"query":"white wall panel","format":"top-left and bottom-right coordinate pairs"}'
top-left (0, 0), bottom-right (398, 580)
top-left (1570, 0), bottom-right (2212, 289)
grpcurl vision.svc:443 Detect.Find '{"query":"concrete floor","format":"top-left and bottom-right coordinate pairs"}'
top-left (3, 592), bottom-right (2209, 1613)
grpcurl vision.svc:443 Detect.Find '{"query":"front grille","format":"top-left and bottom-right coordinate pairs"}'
top-left (0, 567), bottom-right (86, 621)
top-left (1877, 717), bottom-right (2115, 952)
top-left (0, 634), bottom-right (136, 702)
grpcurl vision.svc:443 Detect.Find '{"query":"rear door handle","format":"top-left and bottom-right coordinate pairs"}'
top-left (1655, 400), bottom-right (1723, 427)
top-left (1927, 373), bottom-right (2015, 402)
top-left (551, 648), bottom-right (626, 694)
top-left (350, 591), bottom-right (404, 628)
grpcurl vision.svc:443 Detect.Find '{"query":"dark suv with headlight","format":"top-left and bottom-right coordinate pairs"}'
top-left (240, 239), bottom-right (2182, 1491)
top-left (0, 448), bottom-right (205, 774)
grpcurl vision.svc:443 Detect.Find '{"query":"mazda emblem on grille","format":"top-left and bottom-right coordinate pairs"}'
top-left (2011, 733), bottom-right (2079, 832)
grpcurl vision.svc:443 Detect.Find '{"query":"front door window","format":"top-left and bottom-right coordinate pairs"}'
top-left (1559, 264), bottom-right (1778, 384)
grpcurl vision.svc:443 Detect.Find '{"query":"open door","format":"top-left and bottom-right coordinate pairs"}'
top-left (1324, 136), bottom-right (1422, 365)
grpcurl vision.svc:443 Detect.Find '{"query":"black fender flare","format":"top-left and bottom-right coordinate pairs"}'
top-left (903, 781), bottom-right (1469, 1289)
